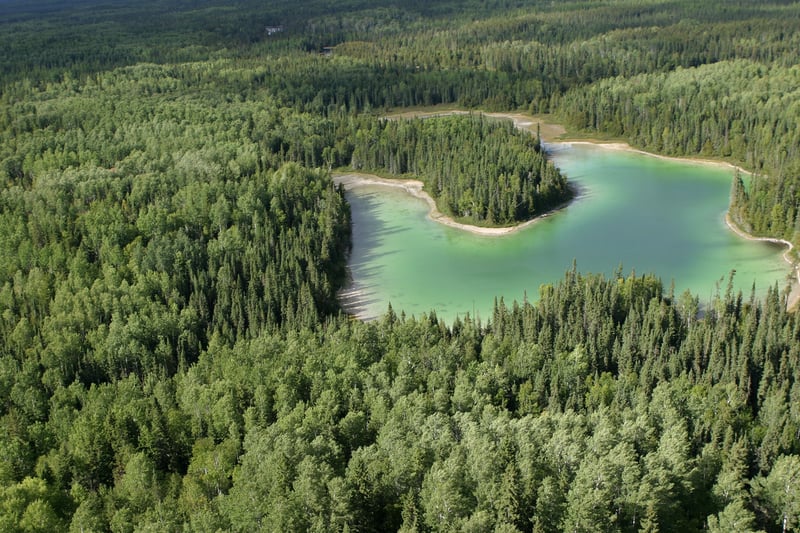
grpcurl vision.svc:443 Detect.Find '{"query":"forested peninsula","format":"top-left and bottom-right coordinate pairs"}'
top-left (1, 1), bottom-right (799, 532)
top-left (349, 114), bottom-right (570, 226)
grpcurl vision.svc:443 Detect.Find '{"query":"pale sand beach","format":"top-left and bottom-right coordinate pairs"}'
top-left (561, 140), bottom-right (753, 175)
top-left (385, 108), bottom-right (567, 142)
top-left (333, 172), bottom-right (567, 236)
top-left (725, 214), bottom-right (800, 310)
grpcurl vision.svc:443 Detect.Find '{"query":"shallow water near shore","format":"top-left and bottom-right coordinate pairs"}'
top-left (340, 143), bottom-right (790, 322)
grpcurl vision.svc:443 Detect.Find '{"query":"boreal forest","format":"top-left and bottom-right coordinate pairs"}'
top-left (0, 0), bottom-right (799, 531)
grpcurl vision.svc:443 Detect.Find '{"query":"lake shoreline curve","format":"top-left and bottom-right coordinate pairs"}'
top-left (725, 214), bottom-right (800, 310)
top-left (333, 172), bottom-right (579, 236)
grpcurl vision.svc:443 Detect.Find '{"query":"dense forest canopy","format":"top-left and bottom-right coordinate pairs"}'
top-left (1, 0), bottom-right (799, 531)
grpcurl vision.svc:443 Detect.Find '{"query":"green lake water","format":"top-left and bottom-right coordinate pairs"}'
top-left (339, 143), bottom-right (791, 322)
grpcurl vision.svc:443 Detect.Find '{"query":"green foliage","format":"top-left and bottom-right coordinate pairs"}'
top-left (0, 477), bottom-right (71, 533)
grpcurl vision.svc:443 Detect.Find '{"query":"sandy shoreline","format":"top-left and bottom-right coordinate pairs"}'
top-left (333, 172), bottom-right (570, 236)
top-left (560, 140), bottom-right (753, 175)
top-left (725, 214), bottom-right (800, 310)
top-left (386, 108), bottom-right (567, 143)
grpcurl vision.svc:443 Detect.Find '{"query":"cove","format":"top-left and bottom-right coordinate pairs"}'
top-left (338, 142), bottom-right (791, 322)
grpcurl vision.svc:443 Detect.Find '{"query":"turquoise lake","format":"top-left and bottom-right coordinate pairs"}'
top-left (339, 142), bottom-right (791, 322)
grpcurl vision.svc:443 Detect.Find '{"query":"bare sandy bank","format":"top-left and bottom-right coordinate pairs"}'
top-left (385, 108), bottom-right (567, 142)
top-left (561, 140), bottom-right (753, 175)
top-left (333, 172), bottom-right (568, 236)
top-left (725, 214), bottom-right (800, 310)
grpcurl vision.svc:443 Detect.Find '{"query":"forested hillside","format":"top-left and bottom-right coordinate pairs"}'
top-left (1, 0), bottom-right (799, 531)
